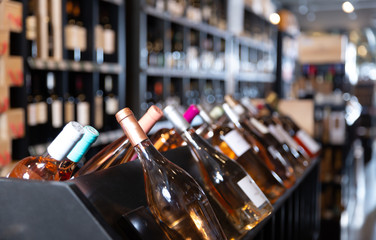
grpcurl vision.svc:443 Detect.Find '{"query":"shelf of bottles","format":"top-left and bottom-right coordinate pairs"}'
top-left (233, 4), bottom-right (277, 99)
top-left (22, 0), bottom-right (125, 157)
top-left (138, 0), bottom-right (230, 113)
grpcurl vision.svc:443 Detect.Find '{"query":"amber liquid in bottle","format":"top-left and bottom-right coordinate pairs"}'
top-left (164, 105), bottom-right (273, 236)
top-left (8, 121), bottom-right (84, 181)
top-left (222, 102), bottom-right (296, 188)
top-left (116, 107), bottom-right (227, 240)
top-left (212, 125), bottom-right (286, 203)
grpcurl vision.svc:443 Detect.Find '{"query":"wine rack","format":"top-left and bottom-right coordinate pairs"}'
top-left (126, 0), bottom-right (278, 117)
top-left (0, 146), bottom-right (321, 239)
top-left (13, 0), bottom-right (126, 159)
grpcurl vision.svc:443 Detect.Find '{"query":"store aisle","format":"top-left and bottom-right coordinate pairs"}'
top-left (345, 140), bottom-right (376, 240)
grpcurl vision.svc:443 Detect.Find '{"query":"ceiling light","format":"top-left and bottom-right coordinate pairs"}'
top-left (342, 1), bottom-right (354, 13)
top-left (269, 13), bottom-right (280, 25)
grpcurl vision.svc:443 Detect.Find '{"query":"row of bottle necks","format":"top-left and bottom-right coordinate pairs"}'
top-left (26, 72), bottom-right (119, 144)
top-left (7, 94), bottom-right (320, 239)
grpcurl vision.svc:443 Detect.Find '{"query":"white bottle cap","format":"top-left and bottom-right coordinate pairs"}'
top-left (163, 105), bottom-right (190, 133)
top-left (47, 121), bottom-right (84, 160)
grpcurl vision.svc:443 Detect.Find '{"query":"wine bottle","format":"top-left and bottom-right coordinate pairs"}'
top-left (116, 107), bottom-right (227, 240)
top-left (150, 105), bottom-right (199, 152)
top-left (75, 76), bottom-right (90, 126)
top-left (225, 95), bottom-right (304, 177)
top-left (164, 105), bottom-right (273, 235)
top-left (73, 106), bottom-right (163, 178)
top-left (194, 104), bottom-right (216, 139)
top-left (264, 92), bottom-right (321, 158)
top-left (8, 122), bottom-right (84, 181)
top-left (46, 72), bottom-right (63, 130)
top-left (241, 97), bottom-right (311, 163)
top-left (59, 125), bottom-right (99, 181)
top-left (222, 103), bottom-right (296, 188)
top-left (192, 106), bottom-right (286, 204)
top-left (103, 75), bottom-right (119, 130)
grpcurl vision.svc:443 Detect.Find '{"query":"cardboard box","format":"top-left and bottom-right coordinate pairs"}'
top-left (0, 1), bottom-right (23, 33)
top-left (0, 112), bottom-right (11, 166)
top-left (298, 34), bottom-right (347, 64)
top-left (7, 108), bottom-right (25, 139)
top-left (1, 56), bottom-right (24, 87)
top-left (0, 30), bottom-right (9, 56)
top-left (0, 83), bottom-right (9, 113)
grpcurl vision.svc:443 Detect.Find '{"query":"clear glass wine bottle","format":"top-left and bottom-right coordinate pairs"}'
top-left (164, 105), bottom-right (273, 235)
top-left (116, 107), bottom-right (227, 240)
top-left (8, 121), bottom-right (84, 181)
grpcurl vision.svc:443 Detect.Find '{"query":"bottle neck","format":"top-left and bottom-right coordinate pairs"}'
top-left (134, 138), bottom-right (169, 168)
top-left (119, 115), bottom-right (148, 147)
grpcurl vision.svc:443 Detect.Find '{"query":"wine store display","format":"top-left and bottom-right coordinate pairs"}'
top-left (116, 107), bottom-right (227, 240)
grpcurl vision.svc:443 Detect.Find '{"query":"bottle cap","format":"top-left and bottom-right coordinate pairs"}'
top-left (240, 97), bottom-right (258, 115)
top-left (197, 105), bottom-right (213, 125)
top-left (116, 108), bottom-right (148, 146)
top-left (47, 121), bottom-right (84, 161)
top-left (183, 105), bottom-right (200, 123)
top-left (139, 105), bottom-right (164, 133)
top-left (67, 126), bottom-right (99, 163)
top-left (209, 106), bottom-right (224, 120)
top-left (224, 95), bottom-right (239, 107)
top-left (116, 108), bottom-right (133, 123)
top-left (163, 105), bottom-right (190, 133)
top-left (222, 103), bottom-right (241, 126)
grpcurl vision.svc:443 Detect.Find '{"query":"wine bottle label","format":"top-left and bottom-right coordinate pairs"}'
top-left (77, 101), bottom-right (90, 126)
top-left (27, 103), bottom-right (38, 126)
top-left (296, 130), bottom-right (320, 154)
top-left (268, 125), bottom-right (284, 143)
top-left (94, 95), bottom-right (103, 129)
top-left (105, 96), bottom-right (119, 115)
top-left (36, 101), bottom-right (48, 124)
top-left (65, 101), bottom-right (75, 123)
top-left (222, 130), bottom-right (251, 157)
top-left (103, 28), bottom-right (115, 54)
top-left (237, 176), bottom-right (266, 208)
top-left (276, 125), bottom-right (300, 151)
top-left (250, 118), bottom-right (269, 134)
top-left (233, 105), bottom-right (245, 116)
top-left (51, 100), bottom-right (63, 128)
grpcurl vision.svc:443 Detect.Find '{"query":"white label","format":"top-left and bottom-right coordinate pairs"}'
top-left (276, 125), bottom-right (300, 151)
top-left (77, 101), bottom-right (90, 126)
top-left (51, 100), bottom-right (63, 128)
top-left (103, 28), bottom-right (115, 54)
top-left (237, 176), bottom-right (266, 208)
top-left (296, 130), bottom-right (320, 154)
top-left (268, 125), bottom-right (284, 143)
top-left (105, 96), bottom-right (119, 115)
top-left (36, 102), bottom-right (48, 124)
top-left (250, 118), bottom-right (269, 134)
top-left (27, 103), bottom-right (38, 126)
top-left (222, 130), bottom-right (251, 157)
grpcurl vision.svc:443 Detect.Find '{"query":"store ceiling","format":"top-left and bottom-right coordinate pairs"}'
top-left (274, 0), bottom-right (376, 32)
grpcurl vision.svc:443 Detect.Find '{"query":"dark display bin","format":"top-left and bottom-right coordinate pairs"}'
top-left (0, 146), bottom-right (320, 240)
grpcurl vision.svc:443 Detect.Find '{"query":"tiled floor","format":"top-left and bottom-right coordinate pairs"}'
top-left (343, 140), bottom-right (376, 240)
